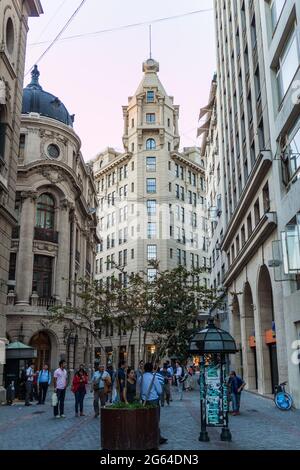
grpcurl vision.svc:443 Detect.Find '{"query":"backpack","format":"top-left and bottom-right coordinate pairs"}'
top-left (20, 368), bottom-right (27, 383)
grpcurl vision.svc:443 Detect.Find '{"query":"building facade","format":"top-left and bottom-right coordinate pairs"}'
top-left (198, 74), bottom-right (229, 332)
top-left (0, 0), bottom-right (43, 401)
top-left (92, 58), bottom-right (209, 368)
top-left (212, 0), bottom-right (300, 407)
top-left (5, 66), bottom-right (99, 378)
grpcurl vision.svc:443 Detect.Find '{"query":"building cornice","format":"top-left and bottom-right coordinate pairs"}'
top-left (221, 151), bottom-right (273, 251)
top-left (223, 212), bottom-right (277, 287)
top-left (171, 151), bottom-right (205, 174)
top-left (94, 152), bottom-right (133, 179)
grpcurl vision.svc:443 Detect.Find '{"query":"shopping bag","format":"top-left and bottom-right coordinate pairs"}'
top-left (52, 392), bottom-right (58, 407)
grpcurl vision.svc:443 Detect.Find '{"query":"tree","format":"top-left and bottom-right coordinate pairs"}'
top-left (46, 264), bottom-right (220, 368)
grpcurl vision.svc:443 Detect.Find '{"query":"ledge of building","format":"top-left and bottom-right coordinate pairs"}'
top-left (221, 150), bottom-right (273, 251)
top-left (223, 212), bottom-right (277, 287)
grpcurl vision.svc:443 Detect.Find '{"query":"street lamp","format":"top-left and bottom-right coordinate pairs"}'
top-left (188, 317), bottom-right (237, 442)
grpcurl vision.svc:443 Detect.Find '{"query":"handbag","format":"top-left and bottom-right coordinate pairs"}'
top-left (52, 392), bottom-right (58, 407)
top-left (104, 375), bottom-right (112, 394)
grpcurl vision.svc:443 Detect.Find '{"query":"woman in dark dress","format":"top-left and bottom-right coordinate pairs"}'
top-left (123, 368), bottom-right (136, 404)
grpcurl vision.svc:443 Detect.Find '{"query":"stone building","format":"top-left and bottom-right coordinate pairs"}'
top-left (6, 66), bottom-right (99, 374)
top-left (212, 0), bottom-right (300, 406)
top-left (198, 74), bottom-right (229, 331)
top-left (0, 0), bottom-right (43, 401)
top-left (92, 58), bottom-right (209, 368)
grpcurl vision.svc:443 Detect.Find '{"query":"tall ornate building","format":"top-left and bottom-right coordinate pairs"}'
top-left (0, 0), bottom-right (43, 402)
top-left (212, 0), bottom-right (300, 406)
top-left (6, 66), bottom-right (99, 375)
top-left (92, 58), bottom-right (209, 367)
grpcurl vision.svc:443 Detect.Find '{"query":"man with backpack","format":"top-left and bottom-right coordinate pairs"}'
top-left (228, 370), bottom-right (246, 415)
top-left (91, 363), bottom-right (111, 417)
top-left (37, 364), bottom-right (51, 404)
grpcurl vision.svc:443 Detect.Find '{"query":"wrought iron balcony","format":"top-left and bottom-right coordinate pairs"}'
top-left (34, 227), bottom-right (59, 243)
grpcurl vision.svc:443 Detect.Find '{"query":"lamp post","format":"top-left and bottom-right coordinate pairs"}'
top-left (188, 317), bottom-right (237, 442)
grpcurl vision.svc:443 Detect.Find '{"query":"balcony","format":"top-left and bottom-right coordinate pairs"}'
top-left (34, 227), bottom-right (59, 244)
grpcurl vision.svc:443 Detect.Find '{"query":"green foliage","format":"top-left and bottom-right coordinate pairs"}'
top-left (109, 401), bottom-right (156, 410)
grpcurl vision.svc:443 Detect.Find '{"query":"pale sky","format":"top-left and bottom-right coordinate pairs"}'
top-left (25, 0), bottom-right (216, 160)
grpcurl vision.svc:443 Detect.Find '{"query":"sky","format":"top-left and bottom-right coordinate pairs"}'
top-left (24, 0), bottom-right (216, 160)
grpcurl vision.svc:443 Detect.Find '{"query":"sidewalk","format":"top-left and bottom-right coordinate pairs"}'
top-left (0, 388), bottom-right (300, 450)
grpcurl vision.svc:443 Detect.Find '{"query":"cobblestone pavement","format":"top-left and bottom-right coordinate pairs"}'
top-left (0, 388), bottom-right (299, 450)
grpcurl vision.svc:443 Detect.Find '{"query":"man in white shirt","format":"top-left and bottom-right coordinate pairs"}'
top-left (91, 364), bottom-right (111, 417)
top-left (53, 360), bottom-right (68, 418)
top-left (25, 363), bottom-right (35, 406)
top-left (175, 361), bottom-right (184, 400)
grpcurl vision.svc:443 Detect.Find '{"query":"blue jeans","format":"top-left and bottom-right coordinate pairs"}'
top-left (75, 390), bottom-right (85, 413)
top-left (231, 392), bottom-right (241, 412)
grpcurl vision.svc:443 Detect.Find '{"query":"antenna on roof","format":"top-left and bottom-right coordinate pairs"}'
top-left (149, 24), bottom-right (152, 59)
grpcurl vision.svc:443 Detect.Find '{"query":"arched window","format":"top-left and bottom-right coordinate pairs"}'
top-left (36, 194), bottom-right (55, 229)
top-left (146, 138), bottom-right (156, 150)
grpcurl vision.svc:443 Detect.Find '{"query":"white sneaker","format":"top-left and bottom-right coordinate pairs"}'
top-left (60, 414), bottom-right (66, 418)
top-left (55, 415), bottom-right (60, 419)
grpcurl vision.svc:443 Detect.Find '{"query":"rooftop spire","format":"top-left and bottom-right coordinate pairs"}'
top-left (149, 25), bottom-right (152, 59)
top-left (28, 65), bottom-right (42, 90)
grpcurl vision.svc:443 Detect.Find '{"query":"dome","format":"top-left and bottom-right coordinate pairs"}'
top-left (22, 65), bottom-right (74, 127)
top-left (188, 317), bottom-right (237, 354)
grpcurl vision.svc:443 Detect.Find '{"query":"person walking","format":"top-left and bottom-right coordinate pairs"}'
top-left (106, 363), bottom-right (115, 403)
top-left (72, 366), bottom-right (88, 417)
top-left (160, 363), bottom-right (172, 406)
top-left (135, 360), bottom-right (144, 397)
top-left (123, 368), bottom-right (137, 404)
top-left (116, 360), bottom-right (127, 401)
top-left (228, 371), bottom-right (246, 415)
top-left (175, 361), bottom-right (184, 400)
top-left (37, 364), bottom-right (51, 404)
top-left (91, 364), bottom-right (111, 417)
top-left (53, 360), bottom-right (68, 418)
top-left (25, 363), bottom-right (35, 406)
top-left (139, 362), bottom-right (168, 445)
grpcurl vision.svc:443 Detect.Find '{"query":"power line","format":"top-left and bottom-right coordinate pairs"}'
top-left (28, 8), bottom-right (213, 47)
top-left (34, 0), bottom-right (67, 43)
top-left (25, 0), bottom-right (88, 76)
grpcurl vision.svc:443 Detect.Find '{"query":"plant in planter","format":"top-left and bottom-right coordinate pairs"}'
top-left (101, 401), bottom-right (159, 451)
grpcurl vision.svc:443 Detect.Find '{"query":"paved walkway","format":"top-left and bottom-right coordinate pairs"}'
top-left (0, 388), bottom-right (299, 450)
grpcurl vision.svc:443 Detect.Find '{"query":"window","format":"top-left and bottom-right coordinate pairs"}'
top-left (263, 182), bottom-right (270, 212)
top-left (177, 249), bottom-right (181, 265)
top-left (147, 178), bottom-right (156, 193)
top-left (188, 191), bottom-right (192, 204)
top-left (36, 194), bottom-right (55, 229)
top-left (131, 142), bottom-right (135, 152)
top-left (146, 138), bottom-right (156, 150)
top-left (32, 255), bottom-right (52, 298)
top-left (247, 213), bottom-right (252, 237)
top-left (131, 118), bottom-right (134, 128)
top-left (146, 156), bottom-right (156, 171)
top-left (147, 245), bottom-right (157, 260)
top-left (146, 90), bottom-right (154, 102)
top-left (147, 268), bottom-right (157, 282)
top-left (19, 134), bottom-right (25, 159)
top-left (124, 165), bottom-right (128, 178)
top-left (180, 166), bottom-right (184, 180)
top-left (124, 184), bottom-right (128, 197)
top-left (168, 142), bottom-right (171, 151)
top-left (131, 161), bottom-right (134, 171)
top-left (147, 199), bottom-right (156, 216)
top-left (131, 248), bottom-right (134, 259)
top-left (285, 120), bottom-right (300, 178)
top-left (123, 249), bottom-right (127, 266)
top-left (192, 173), bottom-right (196, 186)
top-left (146, 113), bottom-right (155, 123)
top-left (181, 207), bottom-right (185, 223)
top-left (277, 26), bottom-right (299, 100)
top-left (175, 184), bottom-right (179, 198)
top-left (181, 187), bottom-right (185, 201)
top-left (147, 222), bottom-right (156, 238)
top-left (270, 0), bottom-right (285, 30)
top-left (168, 118), bottom-right (170, 127)
top-left (131, 182), bottom-right (134, 192)
top-left (6, 18), bottom-right (14, 55)
top-left (118, 251), bottom-right (122, 266)
top-left (170, 248), bottom-right (173, 259)
top-left (254, 199), bottom-right (260, 225)
top-left (241, 225), bottom-right (246, 246)
top-left (182, 251), bottom-right (186, 266)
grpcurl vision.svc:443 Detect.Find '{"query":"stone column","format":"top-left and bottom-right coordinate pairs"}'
top-left (55, 199), bottom-right (71, 304)
top-left (122, 107), bottom-right (128, 134)
top-left (137, 99), bottom-right (143, 126)
top-left (16, 191), bottom-right (37, 305)
top-left (159, 98), bottom-right (164, 126)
